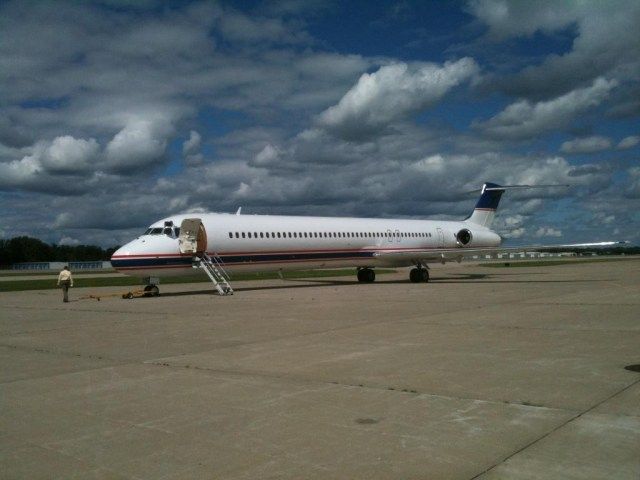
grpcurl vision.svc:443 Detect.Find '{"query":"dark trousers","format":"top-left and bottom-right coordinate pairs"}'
top-left (60, 281), bottom-right (70, 302)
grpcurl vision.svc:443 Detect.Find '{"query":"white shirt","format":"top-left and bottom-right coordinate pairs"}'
top-left (57, 270), bottom-right (73, 286)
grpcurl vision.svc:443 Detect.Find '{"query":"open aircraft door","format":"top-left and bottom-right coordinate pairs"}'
top-left (178, 218), bottom-right (207, 256)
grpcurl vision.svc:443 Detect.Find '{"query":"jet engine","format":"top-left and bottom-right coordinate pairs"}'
top-left (456, 228), bottom-right (473, 246)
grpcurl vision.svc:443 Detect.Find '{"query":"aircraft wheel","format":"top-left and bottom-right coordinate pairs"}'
top-left (357, 268), bottom-right (375, 283)
top-left (410, 268), bottom-right (421, 283)
top-left (144, 285), bottom-right (160, 297)
top-left (365, 269), bottom-right (375, 282)
top-left (421, 268), bottom-right (430, 283)
top-left (410, 268), bottom-right (429, 283)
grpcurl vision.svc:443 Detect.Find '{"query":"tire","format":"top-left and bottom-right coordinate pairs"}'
top-left (410, 268), bottom-right (429, 283)
top-left (421, 269), bottom-right (430, 283)
top-left (409, 268), bottom-right (421, 283)
top-left (357, 268), bottom-right (375, 283)
top-left (366, 269), bottom-right (375, 282)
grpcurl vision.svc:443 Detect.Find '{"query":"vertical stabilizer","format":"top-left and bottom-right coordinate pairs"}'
top-left (466, 183), bottom-right (505, 227)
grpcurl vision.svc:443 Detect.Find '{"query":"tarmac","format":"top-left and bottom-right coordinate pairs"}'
top-left (1, 259), bottom-right (639, 479)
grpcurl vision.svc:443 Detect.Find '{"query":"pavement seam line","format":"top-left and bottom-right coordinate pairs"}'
top-left (467, 375), bottom-right (640, 480)
top-left (145, 360), bottom-right (581, 414)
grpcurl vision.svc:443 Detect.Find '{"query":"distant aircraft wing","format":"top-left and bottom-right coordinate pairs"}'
top-left (372, 242), bottom-right (626, 265)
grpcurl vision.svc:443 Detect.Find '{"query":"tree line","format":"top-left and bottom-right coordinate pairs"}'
top-left (0, 236), bottom-right (120, 267)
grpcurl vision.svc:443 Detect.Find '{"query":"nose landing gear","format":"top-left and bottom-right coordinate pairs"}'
top-left (144, 285), bottom-right (160, 297)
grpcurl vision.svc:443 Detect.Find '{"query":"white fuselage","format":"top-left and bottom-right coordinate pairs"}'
top-left (111, 212), bottom-right (502, 278)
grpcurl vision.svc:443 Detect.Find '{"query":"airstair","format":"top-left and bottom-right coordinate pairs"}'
top-left (179, 218), bottom-right (234, 296)
top-left (193, 253), bottom-right (233, 295)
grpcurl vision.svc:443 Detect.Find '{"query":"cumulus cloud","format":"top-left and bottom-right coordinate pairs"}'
top-left (560, 136), bottom-right (612, 154)
top-left (250, 144), bottom-right (282, 167)
top-left (105, 119), bottom-right (171, 171)
top-left (0, 155), bottom-right (42, 189)
top-left (40, 136), bottom-right (100, 173)
top-left (316, 58), bottom-right (479, 140)
top-left (475, 78), bottom-right (617, 140)
top-left (468, 0), bottom-right (577, 40)
top-left (182, 130), bottom-right (201, 155)
top-left (617, 135), bottom-right (640, 150)
top-left (469, 0), bottom-right (640, 98)
top-left (0, 134), bottom-right (100, 192)
top-left (58, 236), bottom-right (80, 246)
top-left (182, 130), bottom-right (204, 166)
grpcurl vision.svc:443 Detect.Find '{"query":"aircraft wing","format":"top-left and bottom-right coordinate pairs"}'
top-left (372, 242), bottom-right (626, 266)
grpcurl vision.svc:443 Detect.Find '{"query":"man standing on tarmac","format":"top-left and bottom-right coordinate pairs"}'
top-left (57, 266), bottom-right (73, 302)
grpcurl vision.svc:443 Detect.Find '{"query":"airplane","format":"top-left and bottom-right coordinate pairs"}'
top-left (110, 182), bottom-right (612, 296)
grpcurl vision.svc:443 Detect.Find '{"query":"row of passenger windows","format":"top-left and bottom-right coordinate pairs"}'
top-left (228, 231), bottom-right (434, 239)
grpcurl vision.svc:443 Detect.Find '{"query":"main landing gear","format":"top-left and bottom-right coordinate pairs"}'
top-left (409, 266), bottom-right (429, 283)
top-left (357, 267), bottom-right (376, 283)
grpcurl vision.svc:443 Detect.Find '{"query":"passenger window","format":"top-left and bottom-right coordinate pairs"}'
top-left (248, 232), bottom-right (252, 238)
top-left (235, 232), bottom-right (239, 238)
top-left (242, 232), bottom-right (246, 238)
top-left (260, 232), bottom-right (264, 238)
top-left (228, 232), bottom-right (232, 238)
top-left (294, 232), bottom-right (297, 238)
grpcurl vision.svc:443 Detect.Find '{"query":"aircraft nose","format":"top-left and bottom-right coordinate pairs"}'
top-left (110, 239), bottom-right (142, 271)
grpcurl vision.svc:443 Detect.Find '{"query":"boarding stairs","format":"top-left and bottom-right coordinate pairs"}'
top-left (193, 253), bottom-right (234, 296)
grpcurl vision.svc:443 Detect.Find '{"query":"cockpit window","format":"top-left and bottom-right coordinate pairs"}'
top-left (144, 227), bottom-right (179, 236)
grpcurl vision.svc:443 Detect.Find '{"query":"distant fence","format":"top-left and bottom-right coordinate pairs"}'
top-left (11, 261), bottom-right (113, 271)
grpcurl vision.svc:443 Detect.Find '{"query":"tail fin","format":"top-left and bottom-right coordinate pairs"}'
top-left (465, 182), bottom-right (569, 227)
top-left (466, 182), bottom-right (505, 227)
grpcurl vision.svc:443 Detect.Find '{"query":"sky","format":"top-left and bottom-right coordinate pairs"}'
top-left (0, 0), bottom-right (639, 248)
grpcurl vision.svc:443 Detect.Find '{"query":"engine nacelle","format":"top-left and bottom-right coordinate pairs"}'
top-left (456, 228), bottom-right (473, 246)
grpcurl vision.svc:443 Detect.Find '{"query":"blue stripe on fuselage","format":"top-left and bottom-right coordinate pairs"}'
top-left (111, 250), bottom-right (376, 269)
